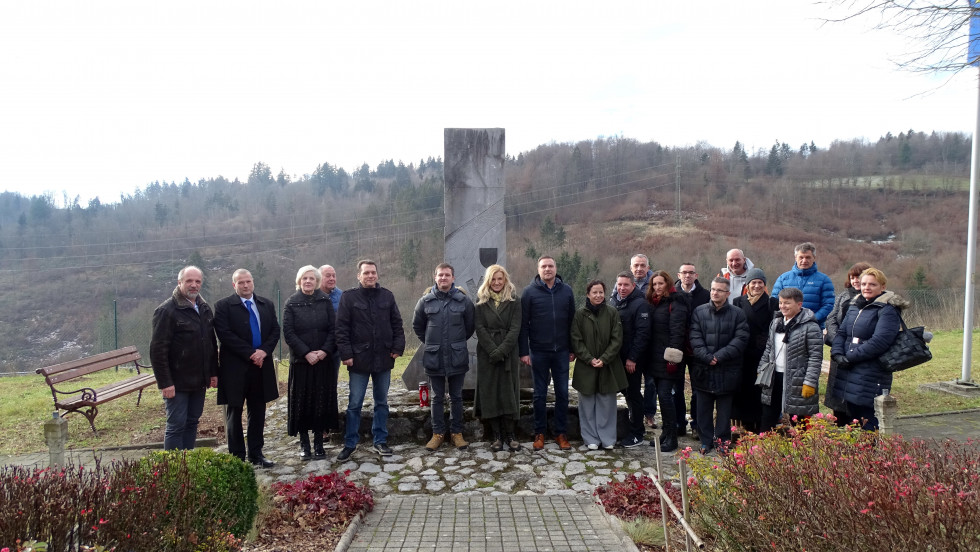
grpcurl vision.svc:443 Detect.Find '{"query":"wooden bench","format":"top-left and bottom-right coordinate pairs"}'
top-left (36, 346), bottom-right (157, 434)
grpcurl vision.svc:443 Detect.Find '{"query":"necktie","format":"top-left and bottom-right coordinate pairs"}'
top-left (245, 299), bottom-right (261, 348)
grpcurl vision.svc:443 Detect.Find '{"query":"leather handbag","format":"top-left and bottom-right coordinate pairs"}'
top-left (878, 316), bottom-right (932, 373)
top-left (755, 360), bottom-right (776, 387)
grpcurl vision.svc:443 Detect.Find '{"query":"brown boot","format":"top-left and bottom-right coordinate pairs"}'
top-left (533, 433), bottom-right (546, 450)
top-left (425, 434), bottom-right (444, 451)
top-left (450, 433), bottom-right (469, 450)
top-left (556, 434), bottom-right (572, 450)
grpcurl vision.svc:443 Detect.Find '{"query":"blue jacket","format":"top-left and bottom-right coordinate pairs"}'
top-left (830, 291), bottom-right (904, 408)
top-left (771, 263), bottom-right (835, 327)
top-left (519, 275), bottom-right (576, 355)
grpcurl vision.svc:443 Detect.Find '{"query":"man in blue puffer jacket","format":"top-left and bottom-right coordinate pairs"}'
top-left (770, 242), bottom-right (835, 328)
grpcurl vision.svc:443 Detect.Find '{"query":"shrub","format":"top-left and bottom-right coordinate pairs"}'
top-left (688, 414), bottom-right (980, 551)
top-left (136, 449), bottom-right (258, 541)
top-left (260, 471), bottom-right (373, 536)
top-left (0, 459), bottom-right (176, 551)
top-left (594, 473), bottom-right (683, 521)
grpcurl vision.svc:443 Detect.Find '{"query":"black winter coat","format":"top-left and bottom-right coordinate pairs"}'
top-left (689, 302), bottom-right (749, 394)
top-left (283, 289), bottom-right (336, 363)
top-left (831, 291), bottom-right (904, 408)
top-left (413, 287), bottom-right (476, 377)
top-left (608, 287), bottom-right (650, 366)
top-left (150, 287), bottom-right (219, 392)
top-left (674, 279), bottom-right (710, 309)
top-left (519, 275), bottom-right (576, 355)
top-left (214, 293), bottom-right (281, 406)
top-left (336, 285), bottom-right (406, 374)
top-left (647, 292), bottom-right (690, 380)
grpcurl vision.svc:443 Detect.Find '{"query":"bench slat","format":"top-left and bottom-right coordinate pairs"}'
top-left (55, 374), bottom-right (157, 409)
top-left (42, 354), bottom-right (143, 386)
top-left (37, 346), bottom-right (141, 378)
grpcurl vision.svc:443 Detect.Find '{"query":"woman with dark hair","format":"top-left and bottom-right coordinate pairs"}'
top-left (831, 268), bottom-right (904, 431)
top-left (645, 270), bottom-right (688, 452)
top-left (823, 262), bottom-right (872, 425)
top-left (732, 268), bottom-right (778, 433)
top-left (282, 265), bottom-right (337, 460)
top-left (571, 280), bottom-right (626, 450)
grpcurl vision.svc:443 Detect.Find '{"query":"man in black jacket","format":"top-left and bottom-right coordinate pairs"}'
top-left (335, 259), bottom-right (405, 460)
top-left (674, 262), bottom-right (710, 437)
top-left (609, 272), bottom-right (650, 448)
top-left (213, 269), bottom-right (280, 468)
top-left (150, 265), bottom-right (219, 451)
top-left (519, 255), bottom-right (576, 450)
top-left (413, 263), bottom-right (475, 451)
top-left (689, 277), bottom-right (749, 454)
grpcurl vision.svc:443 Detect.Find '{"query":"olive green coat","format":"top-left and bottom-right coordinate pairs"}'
top-left (571, 304), bottom-right (627, 395)
top-left (474, 298), bottom-right (523, 420)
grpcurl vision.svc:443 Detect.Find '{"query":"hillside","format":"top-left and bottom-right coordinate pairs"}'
top-left (0, 131), bottom-right (972, 372)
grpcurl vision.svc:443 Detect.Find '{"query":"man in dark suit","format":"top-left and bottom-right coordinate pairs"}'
top-left (214, 268), bottom-right (281, 468)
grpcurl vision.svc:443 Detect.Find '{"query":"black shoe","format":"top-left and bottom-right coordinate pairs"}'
top-left (659, 434), bottom-right (679, 453)
top-left (337, 446), bottom-right (356, 461)
top-left (618, 435), bottom-right (643, 448)
top-left (299, 448), bottom-right (312, 461)
top-left (249, 455), bottom-right (275, 469)
top-left (313, 434), bottom-right (326, 459)
top-left (373, 442), bottom-right (393, 456)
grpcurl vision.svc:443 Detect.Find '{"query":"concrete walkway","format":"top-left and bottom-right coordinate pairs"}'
top-left (346, 495), bottom-right (636, 552)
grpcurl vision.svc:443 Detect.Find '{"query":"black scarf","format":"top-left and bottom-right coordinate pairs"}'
top-left (586, 300), bottom-right (603, 315)
top-left (775, 312), bottom-right (801, 343)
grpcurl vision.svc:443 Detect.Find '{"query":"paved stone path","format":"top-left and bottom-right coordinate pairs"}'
top-left (347, 495), bottom-right (635, 552)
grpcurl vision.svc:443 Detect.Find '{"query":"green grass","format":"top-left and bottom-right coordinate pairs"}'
top-left (620, 517), bottom-right (667, 547)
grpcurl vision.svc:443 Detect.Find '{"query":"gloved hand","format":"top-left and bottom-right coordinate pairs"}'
top-left (801, 384), bottom-right (816, 398)
top-left (666, 362), bottom-right (678, 375)
top-left (832, 354), bottom-right (850, 368)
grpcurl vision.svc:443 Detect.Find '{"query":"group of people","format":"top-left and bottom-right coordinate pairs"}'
top-left (147, 240), bottom-right (907, 464)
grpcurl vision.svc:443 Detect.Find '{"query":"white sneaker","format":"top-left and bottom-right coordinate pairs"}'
top-left (587, 443), bottom-right (599, 450)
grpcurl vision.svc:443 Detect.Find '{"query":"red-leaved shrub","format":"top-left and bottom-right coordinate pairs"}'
top-left (689, 414), bottom-right (980, 551)
top-left (594, 473), bottom-right (683, 521)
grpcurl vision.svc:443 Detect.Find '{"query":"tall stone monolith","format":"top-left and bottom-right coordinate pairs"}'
top-left (402, 128), bottom-right (507, 391)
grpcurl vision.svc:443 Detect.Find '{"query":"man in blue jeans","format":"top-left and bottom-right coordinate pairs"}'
top-left (413, 263), bottom-right (475, 451)
top-left (520, 255), bottom-right (576, 451)
top-left (335, 259), bottom-right (405, 461)
top-left (149, 265), bottom-right (219, 451)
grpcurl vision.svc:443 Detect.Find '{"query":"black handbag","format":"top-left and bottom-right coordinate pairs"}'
top-left (878, 316), bottom-right (932, 373)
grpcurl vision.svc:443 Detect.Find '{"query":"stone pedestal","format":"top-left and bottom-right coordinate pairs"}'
top-left (874, 390), bottom-right (898, 436)
top-left (44, 412), bottom-right (68, 468)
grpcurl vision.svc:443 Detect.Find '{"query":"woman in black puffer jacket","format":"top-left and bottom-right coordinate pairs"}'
top-left (732, 268), bottom-right (778, 433)
top-left (830, 267), bottom-right (904, 431)
top-left (645, 270), bottom-right (689, 452)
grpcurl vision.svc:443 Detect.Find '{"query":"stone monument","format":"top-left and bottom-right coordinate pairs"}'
top-left (402, 128), bottom-right (507, 391)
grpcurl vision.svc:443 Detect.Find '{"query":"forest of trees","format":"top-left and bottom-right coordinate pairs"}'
top-left (0, 130), bottom-right (972, 371)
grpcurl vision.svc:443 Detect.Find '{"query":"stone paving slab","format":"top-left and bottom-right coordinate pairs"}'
top-left (344, 495), bottom-right (637, 552)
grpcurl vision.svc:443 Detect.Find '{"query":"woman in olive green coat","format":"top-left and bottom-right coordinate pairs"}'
top-left (571, 279), bottom-right (626, 450)
top-left (474, 264), bottom-right (523, 452)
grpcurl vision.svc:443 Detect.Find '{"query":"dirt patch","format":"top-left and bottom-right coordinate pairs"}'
top-left (129, 400), bottom-right (227, 446)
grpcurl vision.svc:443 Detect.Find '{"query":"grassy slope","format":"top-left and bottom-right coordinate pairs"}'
top-left (2, 336), bottom-right (978, 455)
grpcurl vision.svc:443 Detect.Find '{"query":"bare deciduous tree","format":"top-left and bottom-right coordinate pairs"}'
top-left (823, 1), bottom-right (975, 73)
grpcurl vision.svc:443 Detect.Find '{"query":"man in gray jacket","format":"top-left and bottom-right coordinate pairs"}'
top-left (413, 263), bottom-right (475, 451)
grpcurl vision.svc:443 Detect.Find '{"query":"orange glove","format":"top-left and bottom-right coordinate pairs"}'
top-left (801, 384), bottom-right (816, 398)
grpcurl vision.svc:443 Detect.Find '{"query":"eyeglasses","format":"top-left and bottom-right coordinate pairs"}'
top-left (709, 288), bottom-right (730, 294)
top-left (679, 271), bottom-right (696, 275)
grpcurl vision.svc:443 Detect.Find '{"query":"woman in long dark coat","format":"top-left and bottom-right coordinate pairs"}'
top-left (732, 268), bottom-right (778, 433)
top-left (823, 262), bottom-right (871, 426)
top-left (474, 264), bottom-right (523, 452)
top-left (282, 264), bottom-right (337, 460)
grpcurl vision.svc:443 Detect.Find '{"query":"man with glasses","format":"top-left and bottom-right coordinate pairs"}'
top-left (688, 277), bottom-right (749, 454)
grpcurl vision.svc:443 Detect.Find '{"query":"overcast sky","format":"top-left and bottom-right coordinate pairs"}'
top-left (0, 1), bottom-right (975, 204)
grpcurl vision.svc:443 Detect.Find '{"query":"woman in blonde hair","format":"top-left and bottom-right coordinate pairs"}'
top-left (474, 264), bottom-right (523, 452)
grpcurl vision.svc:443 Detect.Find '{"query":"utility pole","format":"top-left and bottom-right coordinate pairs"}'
top-left (675, 155), bottom-right (681, 225)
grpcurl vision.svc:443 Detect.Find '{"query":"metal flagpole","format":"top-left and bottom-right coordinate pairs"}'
top-left (962, 6), bottom-right (980, 384)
